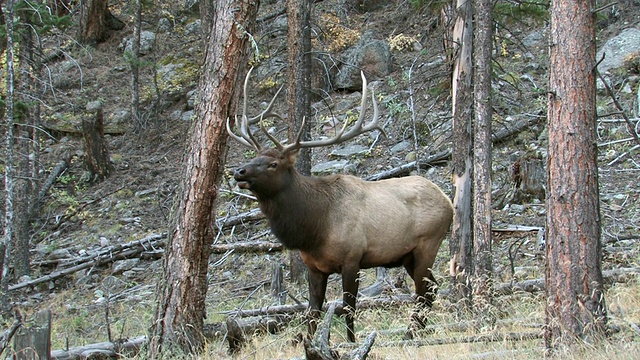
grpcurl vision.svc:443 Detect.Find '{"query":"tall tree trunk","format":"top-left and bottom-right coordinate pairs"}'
top-left (1, 0), bottom-right (17, 315)
top-left (545, 0), bottom-right (607, 349)
top-left (286, 0), bottom-right (312, 284)
top-left (12, 4), bottom-right (38, 278)
top-left (472, 0), bottom-right (493, 319)
top-left (0, 5), bottom-right (6, 57)
top-left (148, 0), bottom-right (259, 356)
top-left (130, 0), bottom-right (142, 131)
top-left (449, 0), bottom-right (474, 309)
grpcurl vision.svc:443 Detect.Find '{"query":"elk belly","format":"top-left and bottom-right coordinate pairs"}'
top-left (299, 250), bottom-right (344, 274)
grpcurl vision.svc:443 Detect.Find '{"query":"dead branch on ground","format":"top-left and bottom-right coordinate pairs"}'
top-left (11, 234), bottom-right (165, 291)
top-left (596, 69), bottom-right (640, 147)
top-left (304, 303), bottom-right (377, 360)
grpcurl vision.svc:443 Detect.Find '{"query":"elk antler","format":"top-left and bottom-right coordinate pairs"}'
top-left (228, 69), bottom-right (384, 154)
top-left (226, 67), bottom-right (284, 151)
top-left (268, 71), bottom-right (385, 155)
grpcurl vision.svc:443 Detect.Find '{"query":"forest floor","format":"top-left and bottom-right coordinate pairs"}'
top-left (4, 0), bottom-right (640, 358)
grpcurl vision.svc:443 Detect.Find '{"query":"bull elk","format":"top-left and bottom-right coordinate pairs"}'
top-left (227, 68), bottom-right (454, 341)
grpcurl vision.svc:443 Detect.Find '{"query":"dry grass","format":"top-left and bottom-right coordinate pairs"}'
top-left (186, 276), bottom-right (640, 359)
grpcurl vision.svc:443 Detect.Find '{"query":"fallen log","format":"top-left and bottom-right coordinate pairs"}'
top-left (29, 154), bottom-right (73, 221)
top-left (50, 316), bottom-right (291, 359)
top-left (50, 336), bottom-right (146, 360)
top-left (222, 295), bottom-right (414, 318)
top-left (365, 150), bottom-right (450, 181)
top-left (366, 115), bottom-right (544, 181)
top-left (375, 318), bottom-right (543, 337)
top-left (356, 331), bottom-right (543, 349)
top-left (210, 240), bottom-right (284, 254)
top-left (222, 314), bottom-right (292, 353)
top-left (216, 208), bottom-right (265, 230)
top-left (495, 267), bottom-right (640, 296)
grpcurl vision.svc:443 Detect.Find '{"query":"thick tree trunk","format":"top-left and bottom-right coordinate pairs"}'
top-left (286, 0), bottom-right (312, 284)
top-left (78, 0), bottom-right (124, 45)
top-left (147, 0), bottom-right (258, 356)
top-left (472, 0), bottom-right (493, 319)
top-left (449, 0), bottom-right (474, 309)
top-left (545, 0), bottom-right (607, 349)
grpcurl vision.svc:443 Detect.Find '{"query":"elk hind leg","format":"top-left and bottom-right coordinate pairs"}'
top-left (404, 257), bottom-right (437, 338)
top-left (412, 268), bottom-right (438, 327)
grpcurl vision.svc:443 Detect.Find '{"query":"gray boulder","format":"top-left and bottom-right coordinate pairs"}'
top-left (597, 28), bottom-right (640, 73)
top-left (120, 30), bottom-right (157, 55)
top-left (334, 32), bottom-right (391, 90)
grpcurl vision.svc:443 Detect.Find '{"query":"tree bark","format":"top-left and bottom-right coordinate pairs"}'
top-left (1, 0), bottom-right (18, 315)
top-left (472, 0), bottom-right (493, 319)
top-left (147, 0), bottom-right (259, 356)
top-left (48, 0), bottom-right (70, 16)
top-left (82, 104), bottom-right (113, 182)
top-left (545, 0), bottom-right (607, 349)
top-left (13, 310), bottom-right (51, 360)
top-left (78, 0), bottom-right (124, 45)
top-left (449, 0), bottom-right (474, 308)
top-left (130, 0), bottom-right (142, 130)
top-left (0, 6), bottom-right (6, 57)
top-left (286, 0), bottom-right (312, 284)
top-left (12, 40), bottom-right (33, 280)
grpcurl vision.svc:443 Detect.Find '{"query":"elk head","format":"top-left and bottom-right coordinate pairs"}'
top-left (227, 67), bottom-right (384, 197)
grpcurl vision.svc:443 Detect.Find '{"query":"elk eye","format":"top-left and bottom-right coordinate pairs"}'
top-left (268, 162), bottom-right (278, 169)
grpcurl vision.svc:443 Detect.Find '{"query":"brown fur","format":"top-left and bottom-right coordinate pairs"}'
top-left (234, 147), bottom-right (454, 341)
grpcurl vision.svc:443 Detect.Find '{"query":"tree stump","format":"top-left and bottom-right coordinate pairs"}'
top-left (13, 310), bottom-right (51, 360)
top-left (511, 156), bottom-right (545, 203)
top-left (225, 317), bottom-right (245, 354)
top-left (271, 262), bottom-right (287, 304)
top-left (82, 101), bottom-right (113, 182)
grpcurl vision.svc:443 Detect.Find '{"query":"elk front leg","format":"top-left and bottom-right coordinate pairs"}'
top-left (341, 265), bottom-right (360, 342)
top-left (307, 268), bottom-right (328, 338)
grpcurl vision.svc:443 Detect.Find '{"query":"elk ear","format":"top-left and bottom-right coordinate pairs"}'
top-left (284, 149), bottom-right (299, 165)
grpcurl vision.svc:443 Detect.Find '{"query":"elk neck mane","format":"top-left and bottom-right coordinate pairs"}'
top-left (258, 170), bottom-right (345, 252)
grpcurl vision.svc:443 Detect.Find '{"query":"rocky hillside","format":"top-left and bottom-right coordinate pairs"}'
top-left (4, 0), bottom-right (640, 357)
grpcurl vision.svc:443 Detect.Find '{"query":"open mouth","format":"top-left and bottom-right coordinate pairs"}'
top-left (236, 181), bottom-right (250, 189)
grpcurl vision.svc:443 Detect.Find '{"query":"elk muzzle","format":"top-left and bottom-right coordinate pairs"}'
top-left (234, 166), bottom-right (251, 189)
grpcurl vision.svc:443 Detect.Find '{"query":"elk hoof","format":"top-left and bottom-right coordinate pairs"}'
top-left (403, 328), bottom-right (415, 340)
